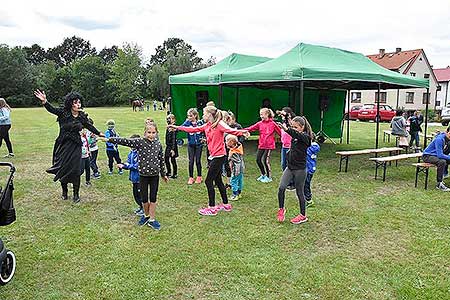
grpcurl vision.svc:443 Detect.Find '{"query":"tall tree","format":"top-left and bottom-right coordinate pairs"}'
top-left (50, 66), bottom-right (73, 103)
top-left (71, 56), bottom-right (113, 106)
top-left (98, 46), bottom-right (119, 64)
top-left (46, 36), bottom-right (97, 67)
top-left (108, 43), bottom-right (143, 104)
top-left (147, 64), bottom-right (169, 100)
top-left (31, 61), bottom-right (58, 100)
top-left (23, 44), bottom-right (47, 65)
top-left (150, 38), bottom-right (203, 71)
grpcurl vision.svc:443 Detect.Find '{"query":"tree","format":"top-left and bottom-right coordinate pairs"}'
top-left (147, 64), bottom-right (169, 100)
top-left (98, 46), bottom-right (118, 64)
top-left (31, 61), bottom-right (58, 100)
top-left (163, 49), bottom-right (193, 75)
top-left (150, 38), bottom-right (203, 71)
top-left (71, 56), bottom-right (114, 106)
top-left (108, 43), bottom-right (144, 105)
top-left (0, 45), bottom-right (35, 106)
top-left (23, 44), bottom-right (47, 65)
top-left (50, 66), bottom-right (73, 103)
top-left (197, 56), bottom-right (216, 70)
top-left (46, 36), bottom-right (97, 67)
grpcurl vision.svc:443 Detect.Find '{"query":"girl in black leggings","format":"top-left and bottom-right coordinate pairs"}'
top-left (0, 98), bottom-right (13, 157)
top-left (276, 116), bottom-right (313, 225)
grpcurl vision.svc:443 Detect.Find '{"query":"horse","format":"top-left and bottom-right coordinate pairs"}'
top-left (132, 100), bottom-right (144, 112)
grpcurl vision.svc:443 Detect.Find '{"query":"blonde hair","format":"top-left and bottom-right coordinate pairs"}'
top-left (145, 123), bottom-right (158, 133)
top-left (0, 98), bottom-right (10, 111)
top-left (260, 108), bottom-right (274, 118)
top-left (206, 101), bottom-right (215, 107)
top-left (222, 110), bottom-right (231, 123)
top-left (203, 106), bottom-right (222, 128)
top-left (187, 108), bottom-right (199, 120)
top-left (225, 134), bottom-right (238, 143)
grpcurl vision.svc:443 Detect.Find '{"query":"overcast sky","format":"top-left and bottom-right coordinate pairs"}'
top-left (1, 0), bottom-right (450, 67)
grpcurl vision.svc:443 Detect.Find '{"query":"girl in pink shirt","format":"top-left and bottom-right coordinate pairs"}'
top-left (245, 108), bottom-right (281, 183)
top-left (170, 106), bottom-right (248, 216)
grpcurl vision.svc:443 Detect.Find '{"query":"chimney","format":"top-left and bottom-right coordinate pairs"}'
top-left (395, 47), bottom-right (402, 53)
top-left (379, 48), bottom-right (385, 58)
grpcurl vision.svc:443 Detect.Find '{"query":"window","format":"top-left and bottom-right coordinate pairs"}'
top-left (436, 100), bottom-right (441, 107)
top-left (375, 92), bottom-right (387, 103)
top-left (351, 92), bottom-right (361, 103)
top-left (406, 92), bottom-right (415, 104)
top-left (410, 72), bottom-right (416, 77)
top-left (424, 73), bottom-right (430, 79)
top-left (385, 105), bottom-right (393, 111)
top-left (422, 92), bottom-right (430, 104)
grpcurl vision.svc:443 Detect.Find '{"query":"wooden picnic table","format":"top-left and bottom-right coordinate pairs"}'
top-left (370, 152), bottom-right (423, 181)
top-left (336, 147), bottom-right (403, 172)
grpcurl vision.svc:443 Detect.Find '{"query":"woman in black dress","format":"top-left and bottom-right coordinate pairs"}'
top-left (34, 90), bottom-right (103, 203)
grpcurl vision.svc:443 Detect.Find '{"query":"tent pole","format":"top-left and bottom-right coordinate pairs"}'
top-left (347, 90), bottom-right (350, 144)
top-left (169, 85), bottom-right (173, 113)
top-left (396, 89), bottom-right (400, 110)
top-left (424, 88), bottom-right (430, 148)
top-left (235, 87), bottom-right (240, 121)
top-left (375, 83), bottom-right (381, 149)
top-left (219, 84), bottom-right (223, 108)
top-left (300, 81), bottom-right (304, 115)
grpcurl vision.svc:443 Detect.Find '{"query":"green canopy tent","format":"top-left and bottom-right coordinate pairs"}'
top-left (219, 43), bottom-right (430, 147)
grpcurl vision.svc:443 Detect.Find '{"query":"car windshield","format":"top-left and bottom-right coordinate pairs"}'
top-left (362, 104), bottom-right (375, 109)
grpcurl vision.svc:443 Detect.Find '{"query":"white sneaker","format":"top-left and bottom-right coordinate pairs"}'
top-left (436, 182), bottom-right (450, 192)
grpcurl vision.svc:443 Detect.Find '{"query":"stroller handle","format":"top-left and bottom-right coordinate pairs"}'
top-left (0, 162), bottom-right (15, 173)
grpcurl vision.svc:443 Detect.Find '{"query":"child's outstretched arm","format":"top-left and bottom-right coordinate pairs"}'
top-left (244, 121), bottom-right (260, 132)
top-left (102, 137), bottom-right (141, 149)
top-left (171, 123), bottom-right (206, 133)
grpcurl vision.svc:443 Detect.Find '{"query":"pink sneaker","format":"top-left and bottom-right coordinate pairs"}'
top-left (277, 208), bottom-right (286, 222)
top-left (187, 177), bottom-right (195, 185)
top-left (195, 176), bottom-right (202, 184)
top-left (198, 206), bottom-right (218, 216)
top-left (290, 214), bottom-right (308, 224)
top-left (217, 203), bottom-right (232, 212)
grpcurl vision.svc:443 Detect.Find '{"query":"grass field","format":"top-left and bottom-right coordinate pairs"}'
top-left (0, 107), bottom-right (449, 300)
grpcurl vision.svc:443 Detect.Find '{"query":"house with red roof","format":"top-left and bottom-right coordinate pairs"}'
top-left (351, 48), bottom-right (439, 112)
top-left (434, 66), bottom-right (450, 108)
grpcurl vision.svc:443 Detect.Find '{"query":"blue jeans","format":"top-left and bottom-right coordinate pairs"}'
top-left (304, 173), bottom-right (314, 200)
top-left (409, 131), bottom-right (420, 147)
top-left (230, 173), bottom-right (243, 195)
top-left (281, 147), bottom-right (294, 187)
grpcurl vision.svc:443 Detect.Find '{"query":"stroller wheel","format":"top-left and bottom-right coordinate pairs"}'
top-left (0, 250), bottom-right (16, 285)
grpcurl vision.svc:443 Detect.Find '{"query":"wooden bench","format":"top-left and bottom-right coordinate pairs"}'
top-left (370, 152), bottom-right (423, 181)
top-left (412, 162), bottom-right (436, 189)
top-left (336, 147), bottom-right (403, 172)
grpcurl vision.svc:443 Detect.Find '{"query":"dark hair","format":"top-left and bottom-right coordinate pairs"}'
top-left (64, 92), bottom-right (83, 112)
top-left (447, 126), bottom-right (450, 133)
top-left (130, 134), bottom-right (140, 139)
top-left (395, 110), bottom-right (403, 117)
top-left (291, 116), bottom-right (314, 140)
top-left (282, 107), bottom-right (295, 117)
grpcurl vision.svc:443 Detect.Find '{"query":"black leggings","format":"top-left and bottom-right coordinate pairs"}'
top-left (0, 125), bottom-right (13, 154)
top-left (205, 156), bottom-right (228, 207)
top-left (278, 168), bottom-right (307, 215)
top-left (140, 175), bottom-right (159, 203)
top-left (132, 182), bottom-right (142, 208)
top-left (90, 150), bottom-right (99, 174)
top-left (164, 154), bottom-right (177, 176)
top-left (256, 149), bottom-right (272, 177)
top-left (80, 157), bottom-right (90, 182)
top-left (106, 150), bottom-right (122, 172)
top-left (188, 144), bottom-right (203, 177)
top-left (61, 175), bottom-right (80, 197)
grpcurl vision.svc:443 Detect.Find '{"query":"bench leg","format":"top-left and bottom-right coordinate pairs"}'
top-left (388, 135), bottom-right (390, 143)
top-left (339, 156), bottom-right (343, 172)
top-left (345, 156), bottom-right (349, 173)
top-left (415, 166), bottom-right (419, 188)
top-left (425, 168), bottom-right (429, 190)
top-left (383, 133), bottom-right (386, 143)
top-left (374, 162), bottom-right (379, 179)
top-left (382, 162), bottom-right (387, 182)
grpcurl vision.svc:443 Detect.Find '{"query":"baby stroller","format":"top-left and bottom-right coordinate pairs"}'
top-left (0, 162), bottom-right (16, 285)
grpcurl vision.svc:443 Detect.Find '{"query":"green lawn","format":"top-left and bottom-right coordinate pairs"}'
top-left (0, 107), bottom-right (449, 300)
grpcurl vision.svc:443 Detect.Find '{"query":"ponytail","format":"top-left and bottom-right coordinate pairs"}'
top-left (292, 116), bottom-right (314, 140)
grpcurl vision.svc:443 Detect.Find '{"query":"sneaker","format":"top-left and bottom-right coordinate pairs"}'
top-left (148, 220), bottom-right (161, 230)
top-left (170, 174), bottom-right (178, 179)
top-left (198, 206), bottom-right (218, 216)
top-left (290, 214), bottom-right (308, 224)
top-left (230, 194), bottom-right (239, 201)
top-left (306, 200), bottom-right (314, 207)
top-left (286, 185), bottom-right (296, 191)
top-left (138, 216), bottom-right (150, 226)
top-left (118, 170), bottom-right (124, 175)
top-left (134, 208), bottom-right (144, 216)
top-left (217, 203), bottom-right (232, 212)
top-left (266, 177), bottom-right (273, 183)
top-left (3, 153), bottom-right (13, 158)
top-left (195, 176), bottom-right (202, 184)
top-left (260, 176), bottom-right (272, 183)
top-left (257, 175), bottom-right (265, 181)
top-left (277, 208), bottom-right (286, 222)
top-left (187, 177), bottom-right (195, 185)
top-left (444, 173), bottom-right (449, 179)
top-left (73, 195), bottom-right (80, 203)
top-left (108, 171), bottom-right (113, 175)
top-left (61, 193), bottom-right (68, 201)
top-left (436, 182), bottom-right (450, 192)
top-left (93, 173), bottom-right (101, 179)
top-left (85, 181), bottom-right (92, 187)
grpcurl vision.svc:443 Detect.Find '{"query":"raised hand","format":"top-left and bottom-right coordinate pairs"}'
top-left (242, 130), bottom-right (250, 138)
top-left (34, 90), bottom-right (47, 104)
top-left (167, 124), bottom-right (178, 130)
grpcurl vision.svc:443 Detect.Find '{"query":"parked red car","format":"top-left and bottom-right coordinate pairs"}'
top-left (345, 105), bottom-right (363, 120)
top-left (357, 104), bottom-right (396, 121)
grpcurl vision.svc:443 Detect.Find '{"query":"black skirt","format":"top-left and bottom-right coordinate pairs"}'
top-left (46, 138), bottom-right (82, 183)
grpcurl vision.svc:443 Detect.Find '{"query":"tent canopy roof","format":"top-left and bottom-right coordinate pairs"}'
top-left (169, 53), bottom-right (271, 85)
top-left (221, 43), bottom-right (429, 90)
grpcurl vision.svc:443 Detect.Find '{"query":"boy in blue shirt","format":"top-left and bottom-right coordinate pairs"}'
top-left (118, 134), bottom-right (143, 215)
top-left (105, 120), bottom-right (123, 175)
top-left (305, 141), bottom-right (321, 206)
top-left (423, 127), bottom-right (450, 191)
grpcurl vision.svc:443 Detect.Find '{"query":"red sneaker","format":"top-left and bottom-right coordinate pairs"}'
top-left (277, 208), bottom-right (286, 222)
top-left (290, 214), bottom-right (308, 224)
top-left (217, 203), bottom-right (232, 212)
top-left (195, 176), bottom-right (202, 184)
top-left (198, 206), bottom-right (218, 216)
top-left (187, 177), bottom-right (195, 185)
